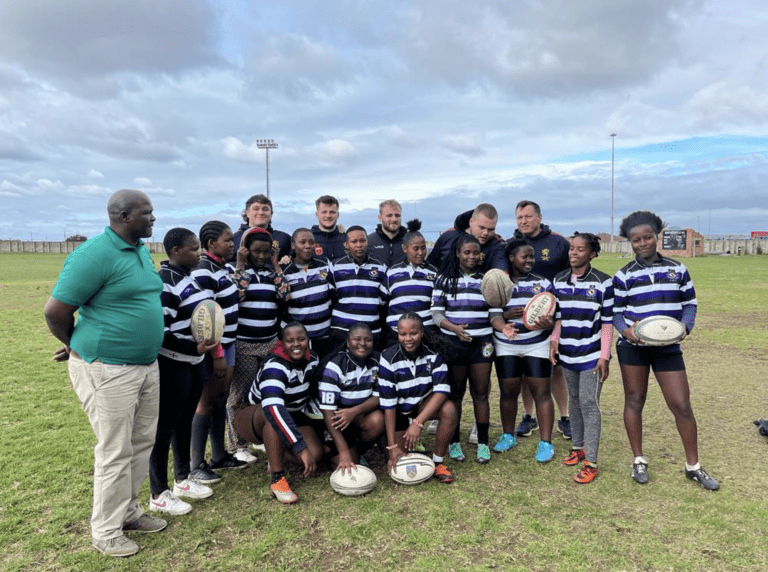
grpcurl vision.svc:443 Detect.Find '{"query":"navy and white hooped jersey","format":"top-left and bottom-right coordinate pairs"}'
top-left (318, 349), bottom-right (380, 411)
top-left (282, 258), bottom-right (332, 340)
top-left (612, 255), bottom-right (697, 346)
top-left (385, 261), bottom-right (438, 330)
top-left (431, 272), bottom-right (492, 337)
top-left (329, 255), bottom-right (388, 334)
top-left (378, 343), bottom-right (449, 416)
top-left (490, 273), bottom-right (555, 348)
top-left (237, 265), bottom-right (284, 343)
top-left (158, 262), bottom-right (208, 364)
top-left (552, 266), bottom-right (614, 372)
top-left (247, 352), bottom-right (319, 454)
top-left (192, 253), bottom-right (240, 347)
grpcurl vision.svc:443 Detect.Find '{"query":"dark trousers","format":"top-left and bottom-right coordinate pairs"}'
top-left (149, 355), bottom-right (208, 494)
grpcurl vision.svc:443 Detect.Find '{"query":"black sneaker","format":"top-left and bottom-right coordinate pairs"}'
top-left (631, 461), bottom-right (649, 484)
top-left (210, 452), bottom-right (248, 470)
top-left (515, 415), bottom-right (538, 437)
top-left (684, 466), bottom-right (720, 491)
top-left (189, 460), bottom-right (222, 484)
top-left (557, 416), bottom-right (572, 440)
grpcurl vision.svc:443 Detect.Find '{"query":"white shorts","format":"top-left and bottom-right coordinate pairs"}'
top-left (493, 337), bottom-right (550, 359)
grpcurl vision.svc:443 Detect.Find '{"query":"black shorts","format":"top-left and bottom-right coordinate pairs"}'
top-left (616, 342), bottom-right (685, 372)
top-left (395, 411), bottom-right (414, 432)
top-left (495, 355), bottom-right (553, 379)
top-left (445, 334), bottom-right (494, 366)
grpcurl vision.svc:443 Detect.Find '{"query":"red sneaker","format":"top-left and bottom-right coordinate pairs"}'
top-left (574, 462), bottom-right (598, 484)
top-left (563, 449), bottom-right (586, 466)
top-left (433, 464), bottom-right (455, 484)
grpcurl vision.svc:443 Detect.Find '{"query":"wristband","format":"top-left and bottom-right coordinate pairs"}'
top-left (386, 444), bottom-right (398, 450)
top-left (213, 344), bottom-right (225, 359)
top-left (412, 419), bottom-right (424, 429)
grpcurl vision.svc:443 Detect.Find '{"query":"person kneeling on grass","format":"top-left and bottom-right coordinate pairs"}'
top-left (378, 313), bottom-right (458, 483)
top-left (233, 322), bottom-right (324, 504)
top-left (318, 323), bottom-right (384, 473)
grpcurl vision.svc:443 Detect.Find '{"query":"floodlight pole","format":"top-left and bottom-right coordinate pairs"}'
top-left (256, 139), bottom-right (278, 199)
top-left (610, 133), bottom-right (617, 244)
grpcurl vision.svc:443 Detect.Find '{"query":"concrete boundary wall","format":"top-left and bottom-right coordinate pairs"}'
top-left (0, 240), bottom-right (166, 254)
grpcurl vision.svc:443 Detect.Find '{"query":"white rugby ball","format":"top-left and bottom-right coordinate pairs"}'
top-left (634, 315), bottom-right (686, 346)
top-left (329, 465), bottom-right (377, 496)
top-left (191, 299), bottom-right (225, 345)
top-left (481, 269), bottom-right (513, 309)
top-left (389, 453), bottom-right (435, 485)
top-left (522, 291), bottom-right (556, 329)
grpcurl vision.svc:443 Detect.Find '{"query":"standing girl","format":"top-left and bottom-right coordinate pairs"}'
top-left (550, 233), bottom-right (613, 483)
top-left (431, 234), bottom-right (494, 464)
top-left (489, 239), bottom-right (556, 462)
top-left (613, 211), bottom-right (718, 490)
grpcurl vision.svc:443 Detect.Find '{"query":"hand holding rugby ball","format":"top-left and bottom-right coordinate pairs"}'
top-left (522, 292), bottom-right (556, 329)
top-left (481, 269), bottom-right (513, 308)
top-left (191, 300), bottom-right (225, 346)
top-left (633, 316), bottom-right (686, 346)
top-left (329, 465), bottom-right (377, 496)
top-left (389, 453), bottom-right (435, 485)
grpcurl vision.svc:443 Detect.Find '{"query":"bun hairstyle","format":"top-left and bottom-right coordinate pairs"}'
top-left (570, 232), bottom-right (601, 256)
top-left (199, 220), bottom-right (230, 251)
top-left (402, 218), bottom-right (424, 246)
top-left (619, 210), bottom-right (665, 239)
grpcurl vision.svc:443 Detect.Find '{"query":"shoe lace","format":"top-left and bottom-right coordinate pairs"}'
top-left (635, 463), bottom-right (646, 474)
top-left (271, 477), bottom-right (292, 493)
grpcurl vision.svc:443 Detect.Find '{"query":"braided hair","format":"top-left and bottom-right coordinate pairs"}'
top-left (199, 220), bottom-right (230, 251)
top-left (436, 233), bottom-right (481, 298)
top-left (570, 232), bottom-right (601, 256)
top-left (397, 312), bottom-right (453, 360)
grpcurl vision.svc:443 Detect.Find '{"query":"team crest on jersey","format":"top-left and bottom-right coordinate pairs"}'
top-left (532, 285), bottom-right (543, 293)
top-left (667, 270), bottom-right (679, 281)
top-left (319, 270), bottom-right (328, 280)
top-left (482, 341), bottom-right (494, 358)
top-left (541, 248), bottom-right (551, 261)
top-left (315, 245), bottom-right (324, 255)
top-left (478, 252), bottom-right (485, 264)
top-left (370, 268), bottom-right (379, 278)
top-left (426, 274), bottom-right (435, 282)
top-left (587, 287), bottom-right (596, 297)
top-left (371, 368), bottom-right (378, 383)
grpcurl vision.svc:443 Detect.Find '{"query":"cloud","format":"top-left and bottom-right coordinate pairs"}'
top-left (313, 139), bottom-right (358, 164)
top-left (441, 134), bottom-right (485, 157)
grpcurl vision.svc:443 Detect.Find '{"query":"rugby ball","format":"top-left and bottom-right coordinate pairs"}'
top-left (634, 316), bottom-right (686, 346)
top-left (191, 299), bottom-right (225, 345)
top-left (522, 291), bottom-right (556, 329)
top-left (329, 465), bottom-right (377, 496)
top-left (481, 269), bottom-right (513, 309)
top-left (389, 453), bottom-right (435, 485)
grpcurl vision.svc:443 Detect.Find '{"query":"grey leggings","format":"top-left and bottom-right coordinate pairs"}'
top-left (564, 367), bottom-right (603, 464)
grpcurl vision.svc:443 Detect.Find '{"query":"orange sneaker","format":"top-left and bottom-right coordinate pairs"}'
top-left (270, 477), bottom-right (298, 504)
top-left (563, 449), bottom-right (586, 466)
top-left (574, 462), bottom-right (598, 484)
top-left (433, 463), bottom-right (455, 484)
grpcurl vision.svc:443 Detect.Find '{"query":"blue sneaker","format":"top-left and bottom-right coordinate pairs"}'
top-left (448, 442), bottom-right (466, 462)
top-left (493, 433), bottom-right (517, 453)
top-left (535, 441), bottom-right (555, 463)
top-left (476, 443), bottom-right (491, 464)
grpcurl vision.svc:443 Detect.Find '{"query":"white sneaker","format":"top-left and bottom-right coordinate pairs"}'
top-left (173, 478), bottom-right (213, 499)
top-left (427, 420), bottom-right (439, 435)
top-left (234, 447), bottom-right (258, 465)
top-left (149, 490), bottom-right (192, 515)
top-left (250, 442), bottom-right (266, 453)
top-left (469, 422), bottom-right (478, 445)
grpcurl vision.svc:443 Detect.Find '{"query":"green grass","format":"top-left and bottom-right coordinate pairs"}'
top-left (2, 252), bottom-right (768, 571)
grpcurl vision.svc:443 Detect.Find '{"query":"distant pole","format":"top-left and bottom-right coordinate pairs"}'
top-left (256, 139), bottom-right (278, 199)
top-left (610, 133), bottom-right (617, 243)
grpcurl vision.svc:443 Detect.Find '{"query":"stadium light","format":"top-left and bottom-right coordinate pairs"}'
top-left (256, 139), bottom-right (278, 199)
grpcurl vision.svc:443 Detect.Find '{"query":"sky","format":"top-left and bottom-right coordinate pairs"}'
top-left (1, 0), bottom-right (767, 242)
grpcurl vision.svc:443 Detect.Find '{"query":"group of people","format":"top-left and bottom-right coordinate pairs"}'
top-left (44, 189), bottom-right (720, 558)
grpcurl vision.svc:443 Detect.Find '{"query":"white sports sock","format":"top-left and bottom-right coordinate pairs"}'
top-left (633, 455), bottom-right (648, 465)
top-left (685, 462), bottom-right (700, 471)
top-left (433, 455), bottom-right (444, 463)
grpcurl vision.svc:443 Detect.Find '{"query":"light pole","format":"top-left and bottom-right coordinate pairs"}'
top-left (610, 133), bottom-right (617, 244)
top-left (256, 139), bottom-right (278, 199)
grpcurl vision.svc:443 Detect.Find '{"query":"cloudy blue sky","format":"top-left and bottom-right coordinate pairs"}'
top-left (1, 0), bottom-right (766, 242)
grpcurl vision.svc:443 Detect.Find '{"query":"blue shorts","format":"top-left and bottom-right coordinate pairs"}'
top-left (616, 342), bottom-right (685, 372)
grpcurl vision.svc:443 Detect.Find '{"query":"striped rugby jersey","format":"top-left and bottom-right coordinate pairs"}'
top-left (612, 255), bottom-right (697, 347)
top-left (237, 265), bottom-right (285, 343)
top-left (318, 349), bottom-right (380, 411)
top-left (282, 258), bottom-right (332, 340)
top-left (378, 343), bottom-right (449, 416)
top-left (385, 261), bottom-right (438, 331)
top-left (247, 351), bottom-right (319, 454)
top-left (490, 272), bottom-right (554, 348)
top-left (158, 262), bottom-right (209, 364)
top-left (552, 266), bottom-right (614, 371)
top-left (431, 272), bottom-right (492, 337)
top-left (329, 255), bottom-right (388, 334)
top-left (192, 253), bottom-right (240, 347)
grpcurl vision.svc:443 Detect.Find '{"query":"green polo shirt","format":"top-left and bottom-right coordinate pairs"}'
top-left (52, 226), bottom-right (164, 364)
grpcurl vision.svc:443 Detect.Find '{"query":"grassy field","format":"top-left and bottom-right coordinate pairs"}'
top-left (1, 252), bottom-right (767, 572)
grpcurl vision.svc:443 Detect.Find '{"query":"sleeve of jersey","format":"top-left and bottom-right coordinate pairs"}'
top-left (611, 272), bottom-right (628, 333)
top-left (678, 266), bottom-right (697, 332)
top-left (376, 356), bottom-right (398, 410)
top-left (260, 366), bottom-right (307, 454)
top-left (191, 267), bottom-right (216, 296)
top-left (601, 279), bottom-right (615, 324)
top-left (431, 356), bottom-right (450, 395)
top-left (317, 363), bottom-right (341, 411)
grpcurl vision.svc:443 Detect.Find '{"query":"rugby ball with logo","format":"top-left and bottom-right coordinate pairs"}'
top-left (522, 291), bottom-right (556, 329)
top-left (481, 269), bottom-right (513, 308)
top-left (329, 465), bottom-right (377, 496)
top-left (190, 299), bottom-right (225, 345)
top-left (389, 453), bottom-right (435, 485)
top-left (634, 315), bottom-right (686, 346)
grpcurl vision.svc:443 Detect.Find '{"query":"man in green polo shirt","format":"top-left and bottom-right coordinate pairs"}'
top-left (44, 189), bottom-right (166, 557)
